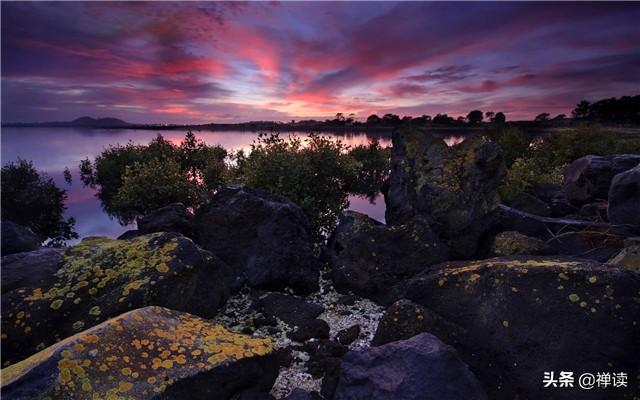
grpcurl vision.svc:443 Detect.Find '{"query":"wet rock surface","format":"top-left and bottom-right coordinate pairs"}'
top-left (1, 232), bottom-right (231, 366)
top-left (0, 306), bottom-right (278, 400)
top-left (384, 127), bottom-right (505, 259)
top-left (334, 333), bottom-right (487, 400)
top-left (563, 154), bottom-right (640, 206)
top-left (329, 211), bottom-right (447, 302)
top-left (392, 256), bottom-right (640, 400)
top-left (1, 221), bottom-right (41, 256)
top-left (194, 185), bottom-right (320, 295)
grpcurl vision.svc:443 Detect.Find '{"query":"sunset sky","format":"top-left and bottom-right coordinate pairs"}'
top-left (2, 2), bottom-right (639, 124)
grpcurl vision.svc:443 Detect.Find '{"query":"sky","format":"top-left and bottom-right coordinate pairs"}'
top-left (2, 2), bottom-right (639, 124)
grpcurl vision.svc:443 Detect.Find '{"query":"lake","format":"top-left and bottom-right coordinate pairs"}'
top-left (1, 127), bottom-right (466, 242)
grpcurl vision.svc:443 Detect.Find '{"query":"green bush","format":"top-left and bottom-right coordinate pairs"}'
top-left (80, 132), bottom-right (226, 223)
top-left (490, 126), bottom-right (532, 167)
top-left (111, 158), bottom-right (202, 224)
top-left (499, 156), bottom-right (565, 203)
top-left (1, 159), bottom-right (77, 244)
top-left (233, 133), bottom-right (355, 242)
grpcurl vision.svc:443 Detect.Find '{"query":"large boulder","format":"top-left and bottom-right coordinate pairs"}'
top-left (608, 164), bottom-right (640, 230)
top-left (0, 306), bottom-right (278, 399)
top-left (563, 154), bottom-right (640, 206)
top-left (328, 211), bottom-right (447, 302)
top-left (608, 237), bottom-right (640, 272)
top-left (1, 248), bottom-right (64, 293)
top-left (1, 232), bottom-right (231, 366)
top-left (258, 292), bottom-right (324, 327)
top-left (384, 127), bottom-right (505, 259)
top-left (194, 186), bottom-right (320, 294)
top-left (333, 333), bottom-right (487, 400)
top-left (392, 256), bottom-right (640, 400)
top-left (138, 202), bottom-right (194, 237)
top-left (1, 221), bottom-right (41, 256)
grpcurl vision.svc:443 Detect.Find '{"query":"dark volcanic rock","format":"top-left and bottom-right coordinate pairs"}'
top-left (509, 192), bottom-right (551, 217)
top-left (333, 333), bottom-right (487, 400)
top-left (288, 319), bottom-right (330, 342)
top-left (1, 248), bottom-right (64, 293)
top-left (137, 202), bottom-right (194, 237)
top-left (1, 221), bottom-right (41, 256)
top-left (392, 256), bottom-right (640, 400)
top-left (259, 292), bottom-right (324, 327)
top-left (608, 238), bottom-right (640, 272)
top-left (0, 306), bottom-right (278, 400)
top-left (608, 164), bottom-right (640, 231)
top-left (490, 231), bottom-right (549, 257)
top-left (329, 211), bottom-right (447, 302)
top-left (336, 324), bottom-right (360, 346)
top-left (194, 185), bottom-right (320, 294)
top-left (563, 154), bottom-right (640, 206)
top-left (384, 127), bottom-right (505, 259)
top-left (372, 299), bottom-right (430, 346)
top-left (1, 233), bottom-right (231, 366)
top-left (283, 389), bottom-right (322, 400)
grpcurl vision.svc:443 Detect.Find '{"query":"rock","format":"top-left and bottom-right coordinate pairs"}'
top-left (116, 229), bottom-right (140, 240)
top-left (137, 202), bottom-right (194, 237)
top-left (288, 319), bottom-right (330, 342)
top-left (259, 292), bottom-right (324, 327)
top-left (1, 248), bottom-right (64, 293)
top-left (1, 232), bottom-right (231, 366)
top-left (194, 185), bottom-right (320, 294)
top-left (1, 221), bottom-right (41, 256)
top-left (329, 211), bottom-right (447, 302)
top-left (0, 306), bottom-right (278, 400)
top-left (545, 230), bottom-right (624, 262)
top-left (563, 154), bottom-right (640, 206)
top-left (608, 242), bottom-right (640, 272)
top-left (372, 300), bottom-right (430, 346)
top-left (333, 333), bottom-right (487, 400)
top-left (283, 388), bottom-right (322, 400)
top-left (490, 231), bottom-right (549, 256)
top-left (578, 201), bottom-right (608, 220)
top-left (336, 325), bottom-right (360, 346)
top-left (509, 192), bottom-right (551, 217)
top-left (392, 256), bottom-right (640, 400)
top-left (608, 164), bottom-right (640, 230)
top-left (384, 127), bottom-right (505, 259)
top-left (320, 359), bottom-right (342, 400)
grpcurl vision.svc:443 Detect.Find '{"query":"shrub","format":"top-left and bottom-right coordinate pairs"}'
top-left (111, 158), bottom-right (201, 224)
top-left (489, 126), bottom-right (531, 167)
top-left (499, 156), bottom-right (564, 203)
top-left (1, 159), bottom-right (77, 244)
top-left (80, 132), bottom-right (226, 223)
top-left (233, 133), bottom-right (355, 242)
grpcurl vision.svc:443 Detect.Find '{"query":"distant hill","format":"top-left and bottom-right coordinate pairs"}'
top-left (2, 116), bottom-right (131, 128)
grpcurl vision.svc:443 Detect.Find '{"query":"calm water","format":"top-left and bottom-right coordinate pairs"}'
top-left (1, 127), bottom-right (466, 242)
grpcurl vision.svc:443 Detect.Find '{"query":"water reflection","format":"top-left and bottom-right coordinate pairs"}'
top-left (1, 127), bottom-right (468, 240)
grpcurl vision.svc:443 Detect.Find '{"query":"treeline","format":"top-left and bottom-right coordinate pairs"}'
top-left (571, 95), bottom-right (640, 123)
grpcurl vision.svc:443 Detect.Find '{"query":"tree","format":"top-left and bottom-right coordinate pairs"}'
top-left (111, 158), bottom-right (201, 224)
top-left (382, 113), bottom-right (401, 125)
top-left (572, 100), bottom-right (591, 119)
top-left (534, 113), bottom-right (550, 122)
top-left (433, 114), bottom-right (453, 124)
top-left (366, 114), bottom-right (382, 125)
top-left (234, 133), bottom-right (355, 243)
top-left (1, 159), bottom-right (77, 244)
top-left (485, 111), bottom-right (495, 120)
top-left (466, 110), bottom-right (484, 125)
top-left (552, 114), bottom-right (566, 121)
top-left (347, 139), bottom-right (391, 202)
top-left (492, 112), bottom-right (506, 124)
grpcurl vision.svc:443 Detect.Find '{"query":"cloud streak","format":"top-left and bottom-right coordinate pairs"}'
top-left (2, 2), bottom-right (639, 123)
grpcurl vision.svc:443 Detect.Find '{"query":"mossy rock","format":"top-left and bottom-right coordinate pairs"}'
top-left (1, 232), bottom-right (231, 367)
top-left (392, 256), bottom-right (640, 400)
top-left (1, 306), bottom-right (278, 399)
top-left (490, 231), bottom-right (549, 256)
top-left (385, 127), bottom-right (505, 259)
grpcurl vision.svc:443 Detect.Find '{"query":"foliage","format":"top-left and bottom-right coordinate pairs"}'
top-left (346, 139), bottom-right (391, 201)
top-left (110, 158), bottom-right (201, 224)
top-left (466, 110), bottom-right (484, 125)
top-left (1, 159), bottom-right (77, 244)
top-left (572, 95), bottom-right (640, 123)
top-left (488, 126), bottom-right (532, 167)
top-left (233, 133), bottom-right (355, 242)
top-left (80, 132), bottom-right (226, 223)
top-left (499, 156), bottom-right (564, 203)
